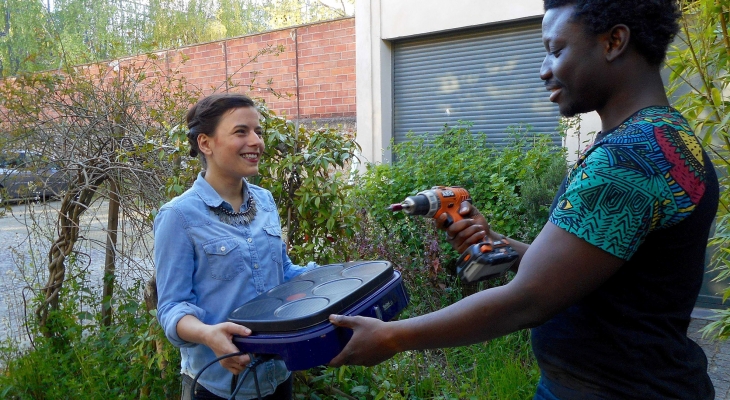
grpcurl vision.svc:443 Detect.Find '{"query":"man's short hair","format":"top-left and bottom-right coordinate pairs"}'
top-left (543, 0), bottom-right (681, 65)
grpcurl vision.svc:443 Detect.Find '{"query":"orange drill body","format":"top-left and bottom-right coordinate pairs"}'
top-left (389, 186), bottom-right (518, 283)
top-left (389, 186), bottom-right (471, 228)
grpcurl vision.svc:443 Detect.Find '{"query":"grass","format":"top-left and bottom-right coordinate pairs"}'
top-left (293, 330), bottom-right (538, 399)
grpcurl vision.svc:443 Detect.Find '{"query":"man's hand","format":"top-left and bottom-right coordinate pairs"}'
top-left (192, 320), bottom-right (252, 375)
top-left (436, 201), bottom-right (490, 254)
top-left (328, 315), bottom-right (399, 367)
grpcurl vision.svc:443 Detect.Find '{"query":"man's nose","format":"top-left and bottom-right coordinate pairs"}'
top-left (540, 56), bottom-right (552, 81)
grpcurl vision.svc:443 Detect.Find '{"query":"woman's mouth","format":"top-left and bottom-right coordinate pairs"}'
top-left (241, 153), bottom-right (260, 162)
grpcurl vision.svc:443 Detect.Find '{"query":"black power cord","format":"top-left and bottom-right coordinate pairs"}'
top-left (228, 354), bottom-right (273, 400)
top-left (190, 350), bottom-right (274, 400)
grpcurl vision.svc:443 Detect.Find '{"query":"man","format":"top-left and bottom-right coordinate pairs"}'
top-left (328, 1), bottom-right (718, 399)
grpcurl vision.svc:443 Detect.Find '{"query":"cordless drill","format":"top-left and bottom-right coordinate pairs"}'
top-left (388, 186), bottom-right (519, 283)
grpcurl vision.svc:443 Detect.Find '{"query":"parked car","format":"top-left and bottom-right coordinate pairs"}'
top-left (0, 150), bottom-right (68, 204)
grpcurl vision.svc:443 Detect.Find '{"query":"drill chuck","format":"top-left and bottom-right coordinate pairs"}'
top-left (401, 193), bottom-right (439, 217)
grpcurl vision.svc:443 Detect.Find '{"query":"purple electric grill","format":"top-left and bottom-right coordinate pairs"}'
top-left (228, 260), bottom-right (408, 370)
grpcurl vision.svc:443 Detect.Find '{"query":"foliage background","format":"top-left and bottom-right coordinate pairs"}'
top-left (666, 0), bottom-right (730, 339)
top-left (0, 0), bottom-right (354, 78)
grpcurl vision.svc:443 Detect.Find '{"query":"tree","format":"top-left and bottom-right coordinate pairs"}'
top-left (666, 0), bottom-right (730, 339)
top-left (264, 0), bottom-right (350, 29)
top-left (0, 0), bottom-right (355, 78)
top-left (0, 0), bottom-right (56, 76)
top-left (0, 56), bottom-right (202, 333)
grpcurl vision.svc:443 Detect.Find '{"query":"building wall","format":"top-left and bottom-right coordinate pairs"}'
top-left (356, 0), bottom-right (602, 165)
top-left (114, 18), bottom-right (357, 127)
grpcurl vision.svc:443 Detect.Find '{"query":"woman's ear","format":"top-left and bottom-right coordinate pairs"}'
top-left (197, 133), bottom-right (213, 156)
top-left (604, 24), bottom-right (630, 62)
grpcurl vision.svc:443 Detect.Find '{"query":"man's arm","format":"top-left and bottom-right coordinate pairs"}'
top-left (329, 221), bottom-right (624, 366)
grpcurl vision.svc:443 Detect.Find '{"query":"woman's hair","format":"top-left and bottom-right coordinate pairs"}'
top-left (543, 0), bottom-right (681, 66)
top-left (186, 93), bottom-right (257, 166)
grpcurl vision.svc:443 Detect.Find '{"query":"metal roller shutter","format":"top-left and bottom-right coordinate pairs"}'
top-left (393, 19), bottom-right (561, 148)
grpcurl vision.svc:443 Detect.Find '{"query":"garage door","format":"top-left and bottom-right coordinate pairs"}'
top-left (393, 18), bottom-right (561, 148)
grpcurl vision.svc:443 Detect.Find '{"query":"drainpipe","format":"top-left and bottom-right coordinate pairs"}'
top-left (223, 41), bottom-right (229, 91)
top-left (293, 27), bottom-right (301, 132)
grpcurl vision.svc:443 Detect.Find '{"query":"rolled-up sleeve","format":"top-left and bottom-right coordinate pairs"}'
top-left (154, 206), bottom-right (206, 348)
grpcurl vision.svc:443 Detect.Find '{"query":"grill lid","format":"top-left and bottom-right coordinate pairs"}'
top-left (228, 260), bottom-right (393, 332)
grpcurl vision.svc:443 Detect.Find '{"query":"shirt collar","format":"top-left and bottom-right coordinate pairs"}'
top-left (191, 172), bottom-right (250, 210)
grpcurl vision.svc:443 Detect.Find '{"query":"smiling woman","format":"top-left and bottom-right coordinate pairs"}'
top-left (153, 93), bottom-right (318, 400)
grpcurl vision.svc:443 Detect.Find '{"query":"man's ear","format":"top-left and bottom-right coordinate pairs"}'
top-left (198, 133), bottom-right (213, 156)
top-left (603, 24), bottom-right (630, 62)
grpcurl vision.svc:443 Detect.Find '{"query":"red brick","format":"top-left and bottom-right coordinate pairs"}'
top-left (35, 18), bottom-right (355, 123)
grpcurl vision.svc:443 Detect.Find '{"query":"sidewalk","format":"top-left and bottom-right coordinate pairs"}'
top-left (689, 309), bottom-right (730, 400)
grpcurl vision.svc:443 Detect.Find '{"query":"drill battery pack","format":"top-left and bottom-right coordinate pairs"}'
top-left (455, 240), bottom-right (519, 283)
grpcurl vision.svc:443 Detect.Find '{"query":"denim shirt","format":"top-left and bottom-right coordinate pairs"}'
top-left (154, 173), bottom-right (316, 398)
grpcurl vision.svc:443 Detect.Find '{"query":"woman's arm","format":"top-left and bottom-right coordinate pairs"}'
top-left (176, 315), bottom-right (252, 375)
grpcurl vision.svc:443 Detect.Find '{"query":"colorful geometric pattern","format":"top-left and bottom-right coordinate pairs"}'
top-left (549, 107), bottom-right (708, 260)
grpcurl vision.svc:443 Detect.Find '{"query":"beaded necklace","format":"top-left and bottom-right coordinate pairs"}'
top-left (211, 192), bottom-right (258, 226)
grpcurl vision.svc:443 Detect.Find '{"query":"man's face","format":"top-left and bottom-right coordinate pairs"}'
top-left (540, 5), bottom-right (607, 117)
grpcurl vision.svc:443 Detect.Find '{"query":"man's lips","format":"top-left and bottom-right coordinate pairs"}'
top-left (549, 87), bottom-right (562, 103)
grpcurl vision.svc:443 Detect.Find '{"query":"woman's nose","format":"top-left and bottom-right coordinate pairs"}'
top-left (249, 131), bottom-right (264, 147)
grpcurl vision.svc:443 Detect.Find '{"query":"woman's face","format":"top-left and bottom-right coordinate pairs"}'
top-left (199, 106), bottom-right (265, 180)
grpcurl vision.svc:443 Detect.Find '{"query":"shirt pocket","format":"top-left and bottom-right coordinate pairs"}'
top-left (262, 225), bottom-right (284, 267)
top-left (202, 237), bottom-right (243, 281)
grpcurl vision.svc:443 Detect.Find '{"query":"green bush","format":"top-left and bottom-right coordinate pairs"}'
top-left (252, 103), bottom-right (361, 265)
top-left (348, 122), bottom-right (566, 292)
top-left (664, 0), bottom-right (730, 340)
top-left (291, 122), bottom-right (564, 399)
top-left (0, 272), bottom-right (180, 399)
top-left (294, 330), bottom-right (538, 400)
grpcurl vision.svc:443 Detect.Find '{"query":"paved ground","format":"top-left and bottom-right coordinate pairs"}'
top-left (0, 200), bottom-right (152, 343)
top-left (689, 311), bottom-right (730, 400)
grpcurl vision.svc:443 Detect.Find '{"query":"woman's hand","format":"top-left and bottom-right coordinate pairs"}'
top-left (436, 201), bottom-right (491, 254)
top-left (201, 322), bottom-right (253, 375)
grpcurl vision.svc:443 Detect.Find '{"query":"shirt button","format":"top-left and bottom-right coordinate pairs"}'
top-left (254, 264), bottom-right (259, 269)
top-left (247, 238), bottom-right (253, 243)
top-left (220, 246), bottom-right (226, 251)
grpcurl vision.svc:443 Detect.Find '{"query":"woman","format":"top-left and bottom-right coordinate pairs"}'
top-left (154, 93), bottom-right (316, 399)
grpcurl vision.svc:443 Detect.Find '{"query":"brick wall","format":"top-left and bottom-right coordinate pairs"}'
top-left (0, 18), bottom-right (356, 137)
top-left (160, 18), bottom-right (356, 124)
